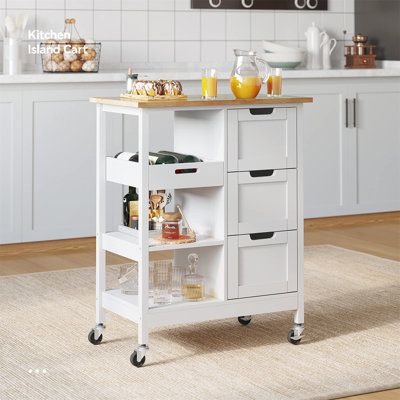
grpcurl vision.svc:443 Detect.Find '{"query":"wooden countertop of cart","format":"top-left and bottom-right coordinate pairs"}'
top-left (90, 95), bottom-right (313, 109)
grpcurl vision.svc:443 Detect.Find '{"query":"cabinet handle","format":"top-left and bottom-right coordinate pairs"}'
top-left (249, 169), bottom-right (274, 177)
top-left (175, 168), bottom-right (197, 174)
top-left (250, 232), bottom-right (275, 240)
top-left (345, 98), bottom-right (349, 128)
top-left (249, 108), bottom-right (274, 115)
top-left (353, 98), bottom-right (357, 128)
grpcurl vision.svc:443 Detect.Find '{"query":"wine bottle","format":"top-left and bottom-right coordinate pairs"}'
top-left (114, 151), bottom-right (178, 165)
top-left (158, 150), bottom-right (203, 163)
top-left (123, 187), bottom-right (138, 227)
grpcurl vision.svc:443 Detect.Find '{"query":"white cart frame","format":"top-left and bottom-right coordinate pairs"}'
top-left (89, 98), bottom-right (308, 366)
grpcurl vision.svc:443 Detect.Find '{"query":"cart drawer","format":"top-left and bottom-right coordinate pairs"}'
top-left (106, 157), bottom-right (224, 190)
top-left (228, 231), bottom-right (298, 299)
top-left (228, 169), bottom-right (297, 235)
top-left (227, 107), bottom-right (297, 172)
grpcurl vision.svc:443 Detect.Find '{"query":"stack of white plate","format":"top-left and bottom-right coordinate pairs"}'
top-left (262, 41), bottom-right (306, 69)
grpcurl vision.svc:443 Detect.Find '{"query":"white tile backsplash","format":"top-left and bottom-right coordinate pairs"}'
top-left (149, 40), bottom-right (174, 62)
top-left (275, 12), bottom-right (298, 41)
top-left (251, 11), bottom-right (275, 41)
top-left (94, 10), bottom-right (120, 41)
top-left (201, 11), bottom-right (225, 40)
top-left (3, 0), bottom-right (354, 69)
top-left (227, 11), bottom-right (251, 41)
top-left (122, 11), bottom-right (147, 40)
top-left (175, 41), bottom-right (200, 62)
top-left (175, 11), bottom-right (200, 40)
top-left (149, 11), bottom-right (174, 40)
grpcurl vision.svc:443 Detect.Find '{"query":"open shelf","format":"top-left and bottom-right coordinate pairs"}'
top-left (102, 288), bottom-right (223, 324)
top-left (102, 231), bottom-right (224, 260)
top-left (106, 157), bottom-right (223, 190)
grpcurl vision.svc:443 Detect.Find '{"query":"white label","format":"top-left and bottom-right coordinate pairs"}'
top-left (116, 152), bottom-right (136, 161)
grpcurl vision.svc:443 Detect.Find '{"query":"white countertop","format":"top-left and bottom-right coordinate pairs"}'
top-left (1, 62), bottom-right (399, 84)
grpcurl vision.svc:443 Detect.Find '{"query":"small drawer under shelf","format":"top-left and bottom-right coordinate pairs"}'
top-left (106, 157), bottom-right (224, 190)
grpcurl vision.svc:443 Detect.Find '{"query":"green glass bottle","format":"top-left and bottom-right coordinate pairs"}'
top-left (158, 150), bottom-right (202, 163)
top-left (123, 187), bottom-right (138, 227)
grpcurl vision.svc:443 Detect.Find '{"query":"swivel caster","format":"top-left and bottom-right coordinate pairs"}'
top-left (88, 324), bottom-right (105, 345)
top-left (238, 316), bottom-right (252, 325)
top-left (287, 324), bottom-right (304, 345)
top-left (130, 345), bottom-right (148, 368)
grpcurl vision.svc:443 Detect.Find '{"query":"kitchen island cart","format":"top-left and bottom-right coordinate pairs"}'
top-left (89, 95), bottom-right (313, 367)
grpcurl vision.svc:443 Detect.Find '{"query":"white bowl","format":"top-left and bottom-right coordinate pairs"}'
top-left (262, 40), bottom-right (306, 55)
top-left (262, 52), bottom-right (305, 69)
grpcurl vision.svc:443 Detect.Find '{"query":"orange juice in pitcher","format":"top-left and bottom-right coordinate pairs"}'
top-left (230, 49), bottom-right (269, 99)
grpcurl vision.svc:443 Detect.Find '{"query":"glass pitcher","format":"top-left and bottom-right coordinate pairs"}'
top-left (230, 49), bottom-right (270, 99)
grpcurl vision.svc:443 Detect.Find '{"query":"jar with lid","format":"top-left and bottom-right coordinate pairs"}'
top-left (162, 212), bottom-right (182, 240)
top-left (182, 253), bottom-right (205, 302)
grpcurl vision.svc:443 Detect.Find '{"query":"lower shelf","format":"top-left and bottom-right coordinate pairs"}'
top-left (102, 289), bottom-right (298, 328)
top-left (102, 231), bottom-right (224, 260)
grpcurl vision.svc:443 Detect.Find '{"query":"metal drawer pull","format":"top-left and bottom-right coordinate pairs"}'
top-left (353, 98), bottom-right (357, 128)
top-left (250, 232), bottom-right (275, 240)
top-left (345, 98), bottom-right (349, 128)
top-left (250, 169), bottom-right (274, 177)
top-left (249, 108), bottom-right (274, 115)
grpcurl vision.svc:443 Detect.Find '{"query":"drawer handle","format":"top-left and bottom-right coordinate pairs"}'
top-left (250, 232), bottom-right (275, 240)
top-left (175, 168), bottom-right (197, 174)
top-left (249, 108), bottom-right (274, 115)
top-left (249, 169), bottom-right (274, 178)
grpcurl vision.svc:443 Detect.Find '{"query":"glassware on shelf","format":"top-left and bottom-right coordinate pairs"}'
top-left (182, 253), bottom-right (205, 302)
top-left (201, 68), bottom-right (218, 100)
top-left (118, 263), bottom-right (138, 295)
top-left (270, 68), bottom-right (283, 97)
top-left (172, 265), bottom-right (186, 298)
top-left (230, 49), bottom-right (269, 99)
top-left (152, 260), bottom-right (172, 305)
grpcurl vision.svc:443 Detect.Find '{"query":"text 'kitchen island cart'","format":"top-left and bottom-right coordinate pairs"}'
top-left (89, 95), bottom-right (313, 367)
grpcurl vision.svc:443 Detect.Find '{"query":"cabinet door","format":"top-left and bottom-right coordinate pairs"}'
top-left (21, 87), bottom-right (122, 242)
top-left (353, 90), bottom-right (400, 211)
top-left (228, 231), bottom-right (298, 299)
top-left (285, 81), bottom-right (352, 218)
top-left (0, 92), bottom-right (22, 243)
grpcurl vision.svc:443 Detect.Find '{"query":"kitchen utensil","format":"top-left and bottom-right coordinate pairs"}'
top-left (150, 194), bottom-right (163, 211)
top-left (320, 32), bottom-right (337, 69)
top-left (345, 34), bottom-right (376, 69)
top-left (305, 22), bottom-right (324, 69)
top-left (5, 16), bottom-right (16, 38)
top-left (176, 204), bottom-right (196, 239)
top-left (230, 49), bottom-right (269, 99)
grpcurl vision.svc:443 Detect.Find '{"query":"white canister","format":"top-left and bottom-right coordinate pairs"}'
top-left (3, 38), bottom-right (22, 75)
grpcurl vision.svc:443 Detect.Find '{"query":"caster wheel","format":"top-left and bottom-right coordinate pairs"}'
top-left (238, 316), bottom-right (251, 325)
top-left (88, 329), bottom-right (103, 345)
top-left (130, 351), bottom-right (146, 368)
top-left (287, 329), bottom-right (301, 345)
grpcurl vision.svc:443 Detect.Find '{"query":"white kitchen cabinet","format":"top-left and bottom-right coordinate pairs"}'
top-left (351, 88), bottom-right (400, 212)
top-left (0, 91), bottom-right (22, 243)
top-left (20, 84), bottom-right (123, 242)
top-left (286, 77), bottom-right (400, 217)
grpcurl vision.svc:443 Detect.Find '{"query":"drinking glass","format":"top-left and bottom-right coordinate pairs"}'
top-left (118, 263), bottom-right (138, 295)
top-left (152, 260), bottom-right (172, 305)
top-left (270, 68), bottom-right (283, 97)
top-left (172, 265), bottom-right (186, 298)
top-left (201, 68), bottom-right (218, 99)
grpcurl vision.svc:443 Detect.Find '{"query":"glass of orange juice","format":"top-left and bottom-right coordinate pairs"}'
top-left (201, 68), bottom-right (217, 99)
top-left (270, 68), bottom-right (282, 97)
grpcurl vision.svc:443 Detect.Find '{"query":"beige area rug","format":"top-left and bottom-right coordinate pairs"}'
top-left (1, 245), bottom-right (399, 400)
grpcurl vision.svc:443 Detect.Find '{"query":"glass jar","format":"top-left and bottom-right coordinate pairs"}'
top-left (182, 253), bottom-right (205, 302)
top-left (162, 212), bottom-right (182, 240)
top-left (230, 49), bottom-right (269, 99)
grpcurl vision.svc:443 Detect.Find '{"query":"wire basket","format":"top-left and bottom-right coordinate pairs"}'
top-left (40, 42), bottom-right (101, 73)
top-left (40, 18), bottom-right (101, 73)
